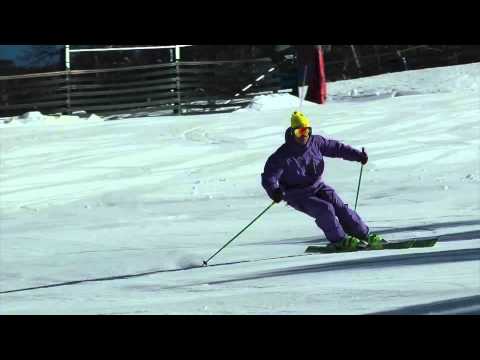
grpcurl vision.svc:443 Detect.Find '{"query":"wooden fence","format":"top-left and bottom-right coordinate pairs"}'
top-left (0, 58), bottom-right (289, 117)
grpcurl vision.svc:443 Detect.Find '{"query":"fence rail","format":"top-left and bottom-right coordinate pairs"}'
top-left (0, 58), bottom-right (288, 117)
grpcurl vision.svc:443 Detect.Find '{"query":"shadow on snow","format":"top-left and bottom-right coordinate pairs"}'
top-left (0, 266), bottom-right (196, 295)
top-left (369, 294), bottom-right (480, 315)
top-left (1, 222), bottom-right (478, 295)
top-left (0, 253), bottom-right (310, 295)
top-left (244, 220), bottom-right (480, 246)
top-left (206, 247), bottom-right (480, 286)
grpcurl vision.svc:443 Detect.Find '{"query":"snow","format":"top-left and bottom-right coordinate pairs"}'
top-left (239, 93), bottom-right (305, 111)
top-left (2, 111), bottom-right (103, 126)
top-left (1, 63), bottom-right (479, 314)
top-left (328, 62), bottom-right (480, 100)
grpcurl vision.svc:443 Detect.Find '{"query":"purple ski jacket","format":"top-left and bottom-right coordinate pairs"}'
top-left (262, 128), bottom-right (363, 205)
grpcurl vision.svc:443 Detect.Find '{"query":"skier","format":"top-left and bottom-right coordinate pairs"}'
top-left (261, 111), bottom-right (382, 251)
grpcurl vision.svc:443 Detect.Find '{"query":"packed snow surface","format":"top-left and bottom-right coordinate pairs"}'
top-left (0, 63), bottom-right (479, 314)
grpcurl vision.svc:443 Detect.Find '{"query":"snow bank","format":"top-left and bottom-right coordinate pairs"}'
top-left (239, 93), bottom-right (316, 112)
top-left (240, 63), bottom-right (480, 108)
top-left (328, 62), bottom-right (480, 100)
top-left (1, 111), bottom-right (103, 126)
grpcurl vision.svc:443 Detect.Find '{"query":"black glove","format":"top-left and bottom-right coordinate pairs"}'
top-left (271, 188), bottom-right (284, 203)
top-left (359, 147), bottom-right (368, 165)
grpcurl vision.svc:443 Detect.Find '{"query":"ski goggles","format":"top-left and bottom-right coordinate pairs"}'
top-left (293, 126), bottom-right (312, 138)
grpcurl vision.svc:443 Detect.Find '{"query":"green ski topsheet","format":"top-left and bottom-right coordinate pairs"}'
top-left (305, 237), bottom-right (438, 254)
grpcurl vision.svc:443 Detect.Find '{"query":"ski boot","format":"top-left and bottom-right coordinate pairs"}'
top-left (327, 236), bottom-right (362, 252)
top-left (366, 233), bottom-right (384, 250)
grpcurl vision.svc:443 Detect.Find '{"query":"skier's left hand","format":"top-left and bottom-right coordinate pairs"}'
top-left (272, 188), bottom-right (284, 203)
top-left (359, 148), bottom-right (368, 165)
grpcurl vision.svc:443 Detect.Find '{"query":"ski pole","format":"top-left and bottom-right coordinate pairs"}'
top-left (203, 201), bottom-right (276, 266)
top-left (354, 147), bottom-right (365, 211)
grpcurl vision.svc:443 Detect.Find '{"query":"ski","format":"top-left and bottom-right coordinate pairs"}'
top-left (305, 237), bottom-right (439, 254)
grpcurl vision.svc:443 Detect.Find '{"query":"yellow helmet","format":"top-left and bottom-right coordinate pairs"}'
top-left (291, 111), bottom-right (311, 129)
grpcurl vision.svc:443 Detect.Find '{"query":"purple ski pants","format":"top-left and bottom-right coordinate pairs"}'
top-left (289, 183), bottom-right (369, 243)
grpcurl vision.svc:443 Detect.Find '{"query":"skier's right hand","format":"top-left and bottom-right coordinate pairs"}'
top-left (359, 148), bottom-right (368, 165)
top-left (272, 188), bottom-right (284, 203)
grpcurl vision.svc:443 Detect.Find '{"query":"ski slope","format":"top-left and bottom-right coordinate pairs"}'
top-left (0, 63), bottom-right (479, 314)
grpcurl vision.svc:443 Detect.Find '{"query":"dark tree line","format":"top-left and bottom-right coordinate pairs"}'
top-left (317, 45), bottom-right (480, 81)
top-left (3, 45), bottom-right (480, 80)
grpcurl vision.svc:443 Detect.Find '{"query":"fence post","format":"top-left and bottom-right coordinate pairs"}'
top-left (175, 46), bottom-right (182, 115)
top-left (65, 45), bottom-right (71, 114)
top-left (66, 71), bottom-right (71, 114)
